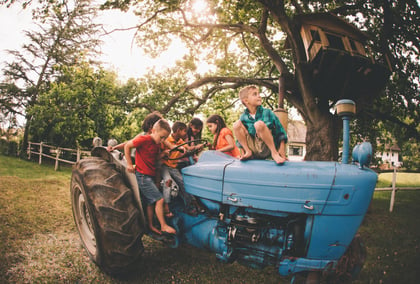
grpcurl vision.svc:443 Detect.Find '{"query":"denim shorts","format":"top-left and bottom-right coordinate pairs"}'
top-left (135, 172), bottom-right (162, 205)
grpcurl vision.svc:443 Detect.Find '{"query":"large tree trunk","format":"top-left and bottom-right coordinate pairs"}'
top-left (304, 112), bottom-right (340, 161)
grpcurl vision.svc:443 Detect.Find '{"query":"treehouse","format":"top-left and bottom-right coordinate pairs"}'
top-left (288, 13), bottom-right (391, 101)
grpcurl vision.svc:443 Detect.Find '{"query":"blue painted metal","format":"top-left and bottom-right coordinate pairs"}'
top-left (352, 142), bottom-right (373, 169)
top-left (172, 145), bottom-right (377, 277)
top-left (341, 115), bottom-right (351, 164)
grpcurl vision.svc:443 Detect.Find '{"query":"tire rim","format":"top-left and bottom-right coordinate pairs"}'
top-left (74, 184), bottom-right (97, 256)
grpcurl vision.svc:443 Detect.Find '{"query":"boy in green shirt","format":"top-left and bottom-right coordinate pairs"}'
top-left (233, 85), bottom-right (287, 164)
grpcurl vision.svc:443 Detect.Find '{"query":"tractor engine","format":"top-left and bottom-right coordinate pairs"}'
top-left (177, 206), bottom-right (309, 271)
top-left (227, 210), bottom-right (307, 269)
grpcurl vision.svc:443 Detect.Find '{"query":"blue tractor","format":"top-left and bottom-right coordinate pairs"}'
top-left (70, 100), bottom-right (376, 283)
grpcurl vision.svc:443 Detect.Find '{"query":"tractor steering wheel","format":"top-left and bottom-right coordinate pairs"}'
top-left (167, 139), bottom-right (208, 160)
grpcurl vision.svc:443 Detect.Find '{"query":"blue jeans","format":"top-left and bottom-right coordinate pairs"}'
top-left (135, 172), bottom-right (162, 205)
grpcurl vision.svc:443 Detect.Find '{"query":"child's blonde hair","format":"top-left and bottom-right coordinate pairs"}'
top-left (238, 85), bottom-right (258, 106)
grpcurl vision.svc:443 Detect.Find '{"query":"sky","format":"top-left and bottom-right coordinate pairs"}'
top-left (0, 4), bottom-right (188, 82)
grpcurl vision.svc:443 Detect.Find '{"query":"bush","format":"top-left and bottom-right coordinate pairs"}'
top-left (0, 139), bottom-right (7, 155)
top-left (0, 139), bottom-right (19, 156)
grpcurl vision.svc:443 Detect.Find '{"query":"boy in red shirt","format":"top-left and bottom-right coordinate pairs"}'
top-left (124, 119), bottom-right (176, 235)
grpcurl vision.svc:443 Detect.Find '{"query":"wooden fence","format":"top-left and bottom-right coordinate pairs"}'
top-left (375, 167), bottom-right (420, 212)
top-left (27, 142), bottom-right (91, 171)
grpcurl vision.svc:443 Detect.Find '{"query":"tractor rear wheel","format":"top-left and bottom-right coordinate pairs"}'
top-left (71, 157), bottom-right (144, 274)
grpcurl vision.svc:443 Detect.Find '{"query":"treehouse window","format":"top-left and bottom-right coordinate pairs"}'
top-left (349, 39), bottom-right (358, 51)
top-left (349, 38), bottom-right (364, 55)
top-left (326, 33), bottom-right (345, 50)
top-left (310, 29), bottom-right (321, 42)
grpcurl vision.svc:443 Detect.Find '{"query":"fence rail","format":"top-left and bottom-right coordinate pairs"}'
top-left (373, 167), bottom-right (420, 213)
top-left (27, 141), bottom-right (91, 171)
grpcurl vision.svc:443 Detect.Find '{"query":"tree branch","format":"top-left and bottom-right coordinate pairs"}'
top-left (160, 76), bottom-right (280, 114)
top-left (369, 109), bottom-right (420, 141)
top-left (256, 7), bottom-right (290, 75)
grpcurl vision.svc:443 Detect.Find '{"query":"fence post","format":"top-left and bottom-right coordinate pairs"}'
top-left (77, 148), bottom-right (81, 162)
top-left (55, 148), bottom-right (61, 171)
top-left (389, 167), bottom-right (397, 212)
top-left (39, 142), bottom-right (43, 165)
top-left (28, 142), bottom-right (31, 160)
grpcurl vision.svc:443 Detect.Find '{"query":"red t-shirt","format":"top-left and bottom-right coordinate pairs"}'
top-left (132, 135), bottom-right (160, 176)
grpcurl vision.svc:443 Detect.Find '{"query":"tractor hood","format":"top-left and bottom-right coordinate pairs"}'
top-left (182, 151), bottom-right (336, 214)
top-left (182, 151), bottom-right (377, 215)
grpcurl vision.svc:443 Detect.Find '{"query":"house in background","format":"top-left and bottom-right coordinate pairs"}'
top-left (376, 143), bottom-right (402, 169)
top-left (287, 120), bottom-right (307, 161)
top-left (285, 120), bottom-right (403, 167)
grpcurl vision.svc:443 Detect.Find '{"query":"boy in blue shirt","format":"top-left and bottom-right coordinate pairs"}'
top-left (233, 85), bottom-right (287, 164)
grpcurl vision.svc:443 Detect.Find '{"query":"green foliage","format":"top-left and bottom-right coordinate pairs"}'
top-left (401, 139), bottom-right (420, 171)
top-left (112, 0), bottom-right (418, 160)
top-left (1, 0), bottom-right (418, 160)
top-left (0, 0), bottom-right (102, 152)
top-left (0, 139), bottom-right (19, 156)
top-left (28, 64), bottom-right (125, 148)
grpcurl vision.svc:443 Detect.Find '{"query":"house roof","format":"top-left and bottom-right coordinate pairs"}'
top-left (288, 120), bottom-right (306, 143)
top-left (385, 144), bottom-right (401, 152)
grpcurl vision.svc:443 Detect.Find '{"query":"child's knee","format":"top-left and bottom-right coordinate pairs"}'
top-left (254, 120), bottom-right (267, 131)
top-left (233, 120), bottom-right (244, 131)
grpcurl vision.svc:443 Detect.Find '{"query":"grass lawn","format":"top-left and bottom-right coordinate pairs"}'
top-left (376, 171), bottom-right (420, 188)
top-left (1, 155), bottom-right (419, 283)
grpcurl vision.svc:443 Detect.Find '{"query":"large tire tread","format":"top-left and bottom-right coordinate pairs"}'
top-left (71, 157), bottom-right (144, 274)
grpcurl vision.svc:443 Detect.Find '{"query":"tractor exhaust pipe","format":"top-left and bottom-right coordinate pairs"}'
top-left (335, 99), bottom-right (356, 164)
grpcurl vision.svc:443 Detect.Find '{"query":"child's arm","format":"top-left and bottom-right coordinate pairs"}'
top-left (124, 140), bottom-right (136, 173)
top-left (159, 148), bottom-right (170, 160)
top-left (107, 142), bottom-right (126, 152)
top-left (217, 134), bottom-right (236, 153)
top-left (108, 134), bottom-right (142, 152)
top-left (163, 140), bottom-right (185, 153)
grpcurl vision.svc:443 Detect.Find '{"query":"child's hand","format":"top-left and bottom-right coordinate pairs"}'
top-left (127, 164), bottom-right (136, 173)
top-left (161, 149), bottom-right (170, 160)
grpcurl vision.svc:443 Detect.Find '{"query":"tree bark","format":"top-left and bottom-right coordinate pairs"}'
top-left (304, 113), bottom-right (340, 161)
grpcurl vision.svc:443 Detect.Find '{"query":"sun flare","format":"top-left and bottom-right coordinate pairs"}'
top-left (191, 0), bottom-right (208, 14)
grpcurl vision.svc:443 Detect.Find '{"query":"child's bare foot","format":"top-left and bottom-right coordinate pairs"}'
top-left (161, 224), bottom-right (176, 234)
top-left (272, 152), bottom-right (286, 164)
top-left (240, 151), bottom-right (253, 161)
top-left (149, 226), bottom-right (162, 235)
